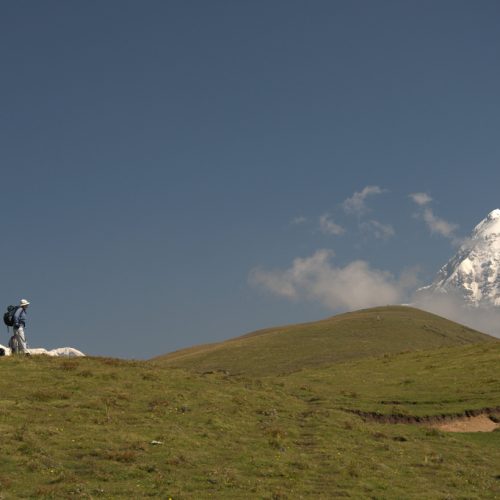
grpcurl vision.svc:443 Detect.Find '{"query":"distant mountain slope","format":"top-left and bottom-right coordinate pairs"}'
top-left (153, 306), bottom-right (495, 376)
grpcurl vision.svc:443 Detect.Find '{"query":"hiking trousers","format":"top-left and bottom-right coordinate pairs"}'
top-left (12, 326), bottom-right (28, 353)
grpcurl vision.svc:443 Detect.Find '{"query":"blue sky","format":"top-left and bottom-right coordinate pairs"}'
top-left (1, 1), bottom-right (499, 358)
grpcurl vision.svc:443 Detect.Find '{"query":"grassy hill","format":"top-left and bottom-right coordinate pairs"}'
top-left (0, 341), bottom-right (498, 499)
top-left (154, 306), bottom-right (493, 376)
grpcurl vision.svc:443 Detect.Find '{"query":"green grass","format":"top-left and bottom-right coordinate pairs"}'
top-left (155, 306), bottom-right (493, 376)
top-left (0, 341), bottom-right (499, 498)
top-left (282, 342), bottom-right (500, 417)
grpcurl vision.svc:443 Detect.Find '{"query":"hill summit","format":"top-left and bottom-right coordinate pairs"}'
top-left (154, 306), bottom-right (493, 376)
top-left (419, 209), bottom-right (500, 307)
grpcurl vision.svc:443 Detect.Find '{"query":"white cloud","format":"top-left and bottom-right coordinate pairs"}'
top-left (409, 192), bottom-right (432, 206)
top-left (290, 216), bottom-right (308, 227)
top-left (343, 186), bottom-right (385, 215)
top-left (422, 208), bottom-right (458, 239)
top-left (249, 250), bottom-right (411, 311)
top-left (249, 267), bottom-right (298, 299)
top-left (319, 214), bottom-right (345, 236)
top-left (361, 220), bottom-right (395, 240)
top-left (409, 193), bottom-right (459, 242)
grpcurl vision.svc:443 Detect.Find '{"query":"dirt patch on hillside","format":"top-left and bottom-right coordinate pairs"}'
top-left (346, 407), bottom-right (500, 432)
top-left (431, 414), bottom-right (499, 433)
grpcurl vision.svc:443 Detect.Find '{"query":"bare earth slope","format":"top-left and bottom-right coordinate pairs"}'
top-left (153, 306), bottom-right (494, 376)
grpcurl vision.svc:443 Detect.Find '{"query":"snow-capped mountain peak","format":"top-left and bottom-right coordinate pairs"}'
top-left (472, 208), bottom-right (500, 239)
top-left (419, 209), bottom-right (500, 307)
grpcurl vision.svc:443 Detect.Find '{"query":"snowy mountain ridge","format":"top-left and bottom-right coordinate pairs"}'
top-left (419, 209), bottom-right (500, 308)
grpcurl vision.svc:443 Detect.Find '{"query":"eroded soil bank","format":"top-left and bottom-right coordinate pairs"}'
top-left (347, 407), bottom-right (500, 432)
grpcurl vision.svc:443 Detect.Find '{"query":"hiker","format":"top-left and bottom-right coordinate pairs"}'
top-left (10, 299), bottom-right (30, 354)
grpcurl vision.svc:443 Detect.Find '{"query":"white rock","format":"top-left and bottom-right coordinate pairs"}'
top-left (0, 344), bottom-right (85, 357)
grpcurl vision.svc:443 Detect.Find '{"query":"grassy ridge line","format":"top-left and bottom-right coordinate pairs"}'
top-left (154, 306), bottom-right (494, 376)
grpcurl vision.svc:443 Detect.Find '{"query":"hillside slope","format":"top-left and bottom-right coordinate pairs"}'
top-left (153, 306), bottom-right (494, 376)
top-left (0, 343), bottom-right (498, 498)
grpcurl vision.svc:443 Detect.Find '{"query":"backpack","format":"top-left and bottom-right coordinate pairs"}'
top-left (3, 305), bottom-right (19, 328)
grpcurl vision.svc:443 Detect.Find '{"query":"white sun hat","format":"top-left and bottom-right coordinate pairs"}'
top-left (20, 299), bottom-right (30, 307)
